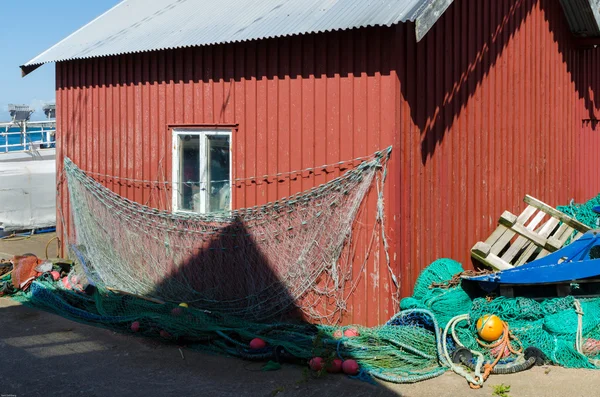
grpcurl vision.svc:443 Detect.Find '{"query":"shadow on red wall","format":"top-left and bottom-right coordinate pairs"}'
top-left (396, 0), bottom-right (600, 165)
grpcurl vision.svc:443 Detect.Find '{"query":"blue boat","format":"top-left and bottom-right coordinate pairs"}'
top-left (464, 228), bottom-right (600, 294)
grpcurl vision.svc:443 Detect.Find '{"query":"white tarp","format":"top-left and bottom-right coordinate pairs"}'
top-left (0, 158), bottom-right (56, 231)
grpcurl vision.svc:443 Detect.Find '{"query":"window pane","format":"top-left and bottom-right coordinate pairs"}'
top-left (207, 136), bottom-right (230, 212)
top-left (178, 134), bottom-right (200, 211)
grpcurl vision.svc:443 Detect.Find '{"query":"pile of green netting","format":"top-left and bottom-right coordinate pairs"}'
top-left (557, 193), bottom-right (600, 228)
top-left (8, 274), bottom-right (446, 384)
top-left (8, 256), bottom-right (600, 384)
top-left (400, 258), bottom-right (600, 369)
top-left (5, 194), bottom-right (600, 383)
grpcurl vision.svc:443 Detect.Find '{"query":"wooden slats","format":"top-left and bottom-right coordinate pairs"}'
top-left (488, 206), bottom-right (537, 256)
top-left (513, 217), bottom-right (560, 266)
top-left (471, 195), bottom-right (589, 270)
top-left (500, 210), bottom-right (546, 263)
top-left (524, 195), bottom-right (591, 233)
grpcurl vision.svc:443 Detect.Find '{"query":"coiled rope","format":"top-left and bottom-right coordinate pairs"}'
top-left (442, 314), bottom-right (485, 387)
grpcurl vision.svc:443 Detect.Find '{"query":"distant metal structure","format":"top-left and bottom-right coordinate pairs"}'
top-left (8, 104), bottom-right (33, 123)
top-left (2, 104), bottom-right (55, 152)
top-left (43, 104), bottom-right (56, 119)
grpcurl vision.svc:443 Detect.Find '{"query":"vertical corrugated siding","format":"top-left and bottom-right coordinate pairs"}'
top-left (56, 0), bottom-right (600, 327)
top-left (577, 48), bottom-right (600, 201)
top-left (392, 0), bottom-right (587, 297)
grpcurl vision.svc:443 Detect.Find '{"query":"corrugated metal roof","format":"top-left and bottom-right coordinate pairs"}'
top-left (560, 0), bottom-right (600, 37)
top-left (21, 0), bottom-right (453, 75)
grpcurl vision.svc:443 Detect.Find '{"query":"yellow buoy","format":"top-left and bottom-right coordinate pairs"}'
top-left (179, 302), bottom-right (189, 308)
top-left (476, 314), bottom-right (504, 342)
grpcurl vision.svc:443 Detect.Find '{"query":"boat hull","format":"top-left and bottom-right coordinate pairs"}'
top-left (464, 231), bottom-right (600, 287)
top-left (0, 150), bottom-right (56, 232)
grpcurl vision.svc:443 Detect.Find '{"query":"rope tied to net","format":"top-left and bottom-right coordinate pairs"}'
top-left (375, 147), bottom-right (398, 300)
top-left (469, 320), bottom-right (523, 389)
top-left (442, 314), bottom-right (485, 387)
top-left (574, 299), bottom-right (600, 367)
top-left (442, 313), bottom-right (527, 389)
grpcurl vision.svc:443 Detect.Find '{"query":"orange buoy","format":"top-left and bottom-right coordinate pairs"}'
top-left (171, 307), bottom-right (183, 316)
top-left (160, 330), bottom-right (172, 339)
top-left (476, 314), bottom-right (504, 342)
top-left (309, 357), bottom-right (324, 371)
top-left (61, 277), bottom-right (72, 290)
top-left (130, 321), bottom-right (140, 332)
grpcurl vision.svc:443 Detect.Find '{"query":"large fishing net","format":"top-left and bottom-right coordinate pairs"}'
top-left (63, 148), bottom-right (392, 323)
top-left (8, 169), bottom-right (600, 383)
top-left (9, 256), bottom-right (598, 385)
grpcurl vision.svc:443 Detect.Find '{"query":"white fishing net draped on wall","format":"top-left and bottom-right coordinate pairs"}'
top-left (64, 147), bottom-right (391, 323)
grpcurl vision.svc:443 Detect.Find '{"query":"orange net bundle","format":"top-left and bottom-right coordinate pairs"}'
top-left (11, 255), bottom-right (44, 290)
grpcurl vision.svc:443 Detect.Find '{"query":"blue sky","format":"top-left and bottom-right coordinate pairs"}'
top-left (0, 0), bottom-right (121, 121)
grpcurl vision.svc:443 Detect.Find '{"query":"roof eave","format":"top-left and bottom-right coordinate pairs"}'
top-left (20, 63), bottom-right (43, 77)
top-left (415, 0), bottom-right (453, 42)
top-left (559, 0), bottom-right (600, 38)
top-left (20, 0), bottom-right (456, 77)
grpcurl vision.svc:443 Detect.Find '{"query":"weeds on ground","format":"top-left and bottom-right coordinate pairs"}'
top-left (492, 383), bottom-right (511, 397)
top-left (296, 368), bottom-right (310, 385)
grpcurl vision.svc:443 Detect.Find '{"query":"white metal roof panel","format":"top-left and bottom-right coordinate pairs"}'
top-left (21, 0), bottom-right (453, 74)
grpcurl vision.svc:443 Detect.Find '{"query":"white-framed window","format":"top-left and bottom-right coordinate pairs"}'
top-left (172, 129), bottom-right (232, 214)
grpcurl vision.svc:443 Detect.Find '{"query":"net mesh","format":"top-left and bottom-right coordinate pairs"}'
top-left (557, 193), bottom-right (600, 229)
top-left (401, 259), bottom-right (600, 368)
top-left (10, 276), bottom-right (444, 383)
top-left (10, 170), bottom-right (600, 382)
top-left (63, 148), bottom-right (392, 323)
top-left (7, 255), bottom-right (600, 384)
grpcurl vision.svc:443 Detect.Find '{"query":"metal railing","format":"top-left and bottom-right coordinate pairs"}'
top-left (0, 120), bottom-right (56, 153)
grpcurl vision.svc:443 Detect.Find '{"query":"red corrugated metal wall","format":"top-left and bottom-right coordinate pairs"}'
top-left (393, 0), bottom-right (586, 295)
top-left (55, 0), bottom-right (600, 326)
top-left (577, 49), bottom-right (600, 200)
top-left (56, 26), bottom-right (400, 326)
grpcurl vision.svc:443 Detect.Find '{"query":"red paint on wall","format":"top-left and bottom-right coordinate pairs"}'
top-left (55, 0), bottom-right (600, 326)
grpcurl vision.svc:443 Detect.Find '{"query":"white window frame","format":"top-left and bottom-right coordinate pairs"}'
top-left (172, 128), bottom-right (232, 214)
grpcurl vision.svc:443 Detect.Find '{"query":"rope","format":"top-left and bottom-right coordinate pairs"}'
top-left (442, 314), bottom-right (485, 387)
top-left (469, 321), bottom-right (523, 388)
top-left (441, 314), bottom-right (529, 389)
top-left (72, 151), bottom-right (384, 186)
top-left (45, 236), bottom-right (60, 259)
top-left (574, 299), bottom-right (600, 367)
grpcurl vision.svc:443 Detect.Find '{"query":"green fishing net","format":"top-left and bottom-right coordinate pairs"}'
top-left (557, 193), bottom-right (600, 229)
top-left (8, 194), bottom-right (600, 382)
top-left (401, 258), bottom-right (600, 369)
top-left (11, 276), bottom-right (445, 384)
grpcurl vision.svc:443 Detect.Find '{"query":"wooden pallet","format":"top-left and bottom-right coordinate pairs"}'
top-left (471, 195), bottom-right (591, 271)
